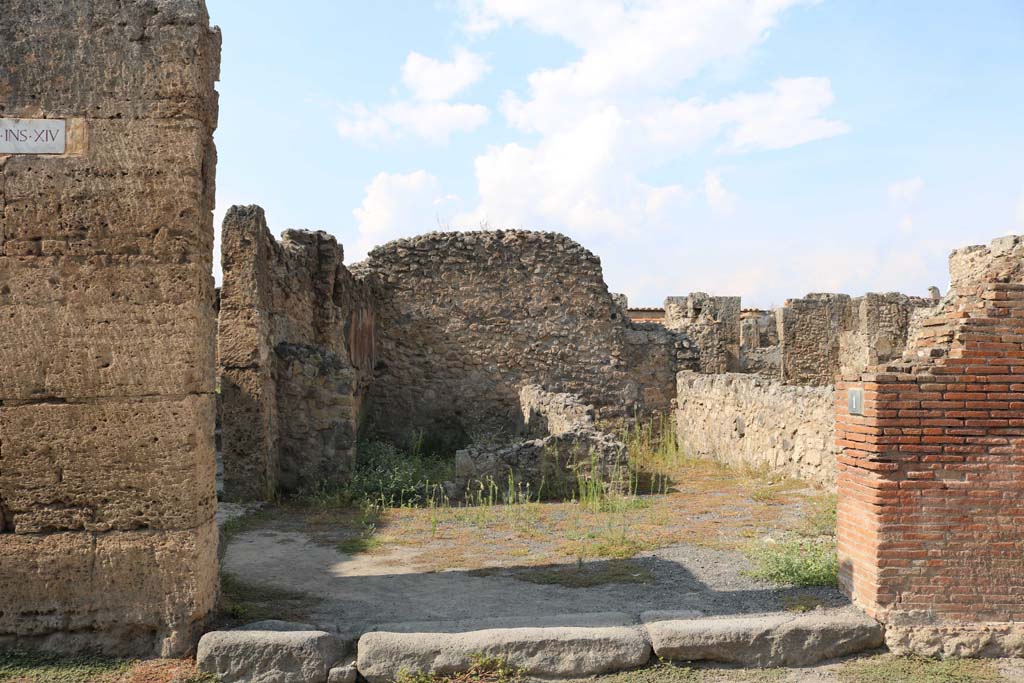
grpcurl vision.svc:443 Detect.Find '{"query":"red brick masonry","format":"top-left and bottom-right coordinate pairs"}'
top-left (837, 235), bottom-right (1024, 625)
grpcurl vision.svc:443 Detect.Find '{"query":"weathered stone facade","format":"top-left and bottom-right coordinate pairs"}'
top-left (0, 0), bottom-right (220, 655)
top-left (664, 294), bottom-right (742, 373)
top-left (455, 385), bottom-right (629, 499)
top-left (353, 231), bottom-right (687, 450)
top-left (836, 234), bottom-right (1024, 649)
top-left (675, 372), bottom-right (837, 488)
top-left (218, 206), bottom-right (375, 500)
top-left (777, 293), bottom-right (930, 386)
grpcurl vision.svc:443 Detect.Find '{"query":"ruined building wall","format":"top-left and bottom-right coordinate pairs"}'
top-left (778, 294), bottom-right (855, 385)
top-left (739, 309), bottom-right (781, 378)
top-left (836, 235), bottom-right (1024, 654)
top-left (218, 206), bottom-right (375, 500)
top-left (354, 231), bottom-right (685, 449)
top-left (664, 293), bottom-right (741, 373)
top-left (0, 0), bottom-right (220, 655)
top-left (778, 293), bottom-right (930, 387)
top-left (839, 293), bottom-right (931, 377)
top-left (676, 372), bottom-right (837, 488)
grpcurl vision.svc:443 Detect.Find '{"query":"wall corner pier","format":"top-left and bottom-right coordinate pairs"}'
top-left (835, 234), bottom-right (1024, 655)
top-left (0, 0), bottom-right (221, 656)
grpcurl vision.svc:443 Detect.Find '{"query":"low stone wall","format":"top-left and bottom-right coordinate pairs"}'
top-left (675, 372), bottom-right (836, 488)
top-left (455, 386), bottom-right (628, 499)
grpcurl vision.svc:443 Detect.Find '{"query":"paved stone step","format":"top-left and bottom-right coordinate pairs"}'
top-left (197, 609), bottom-right (884, 682)
top-left (197, 622), bottom-right (349, 683)
top-left (642, 607), bottom-right (884, 667)
top-left (356, 612), bottom-right (650, 682)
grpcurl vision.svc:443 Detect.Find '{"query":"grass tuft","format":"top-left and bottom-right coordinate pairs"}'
top-left (747, 537), bottom-right (838, 587)
top-left (395, 654), bottom-right (523, 683)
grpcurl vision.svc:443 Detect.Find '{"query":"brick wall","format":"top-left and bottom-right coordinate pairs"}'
top-left (836, 235), bottom-right (1024, 653)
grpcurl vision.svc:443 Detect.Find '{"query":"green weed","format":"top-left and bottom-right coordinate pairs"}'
top-left (747, 536), bottom-right (838, 587)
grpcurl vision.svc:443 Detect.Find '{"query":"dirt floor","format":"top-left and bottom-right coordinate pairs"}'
top-left (219, 455), bottom-right (844, 633)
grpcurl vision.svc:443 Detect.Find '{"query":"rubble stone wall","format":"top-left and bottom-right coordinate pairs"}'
top-left (354, 231), bottom-right (684, 449)
top-left (0, 0), bottom-right (220, 655)
top-left (218, 206), bottom-right (374, 500)
top-left (837, 234), bottom-right (1024, 651)
top-left (675, 372), bottom-right (837, 488)
top-left (456, 385), bottom-right (629, 499)
top-left (778, 294), bottom-right (855, 386)
top-left (839, 293), bottom-right (932, 378)
top-left (664, 294), bottom-right (741, 373)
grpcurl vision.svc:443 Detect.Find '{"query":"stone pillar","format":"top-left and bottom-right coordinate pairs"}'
top-left (836, 235), bottom-right (1024, 655)
top-left (0, 0), bottom-right (220, 656)
top-left (218, 206), bottom-right (280, 500)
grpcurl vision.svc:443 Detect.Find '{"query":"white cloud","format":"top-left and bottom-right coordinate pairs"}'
top-left (454, 1), bottom-right (845, 237)
top-left (704, 171), bottom-right (736, 213)
top-left (459, 106), bottom-right (689, 235)
top-left (351, 171), bottom-right (460, 259)
top-left (337, 101), bottom-right (489, 144)
top-left (402, 48), bottom-right (490, 101)
top-left (715, 77), bottom-right (848, 151)
top-left (888, 177), bottom-right (925, 202)
top-left (641, 78), bottom-right (847, 153)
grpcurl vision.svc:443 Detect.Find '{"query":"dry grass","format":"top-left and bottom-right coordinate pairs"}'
top-left (245, 423), bottom-right (831, 577)
top-left (0, 653), bottom-right (216, 683)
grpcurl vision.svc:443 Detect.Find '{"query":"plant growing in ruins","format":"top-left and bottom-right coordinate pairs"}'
top-left (395, 654), bottom-right (524, 683)
top-left (747, 536), bottom-right (838, 587)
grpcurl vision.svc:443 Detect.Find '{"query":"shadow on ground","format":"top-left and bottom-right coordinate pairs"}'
top-left (222, 525), bottom-right (847, 632)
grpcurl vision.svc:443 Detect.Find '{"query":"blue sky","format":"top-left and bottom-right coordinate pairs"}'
top-left (206, 1), bottom-right (1024, 308)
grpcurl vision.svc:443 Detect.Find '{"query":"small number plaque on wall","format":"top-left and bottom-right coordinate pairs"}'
top-left (848, 388), bottom-right (864, 416)
top-left (0, 118), bottom-right (66, 154)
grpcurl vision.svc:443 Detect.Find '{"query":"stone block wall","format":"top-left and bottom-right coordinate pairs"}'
top-left (778, 294), bottom-right (855, 386)
top-left (839, 293), bottom-right (932, 378)
top-left (675, 372), bottom-right (837, 488)
top-left (0, 0), bottom-right (220, 655)
top-left (354, 230), bottom-right (682, 449)
top-left (218, 206), bottom-right (374, 500)
top-left (836, 234), bottom-right (1024, 654)
top-left (778, 292), bottom-right (930, 387)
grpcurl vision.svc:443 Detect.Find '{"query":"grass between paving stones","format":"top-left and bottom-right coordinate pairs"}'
top-left (0, 651), bottom-right (217, 683)
top-left (837, 654), bottom-right (1002, 683)
top-left (225, 420), bottom-right (836, 580)
top-left (590, 662), bottom-right (786, 682)
top-left (395, 654), bottom-right (524, 683)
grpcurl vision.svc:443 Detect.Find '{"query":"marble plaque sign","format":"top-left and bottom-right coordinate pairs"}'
top-left (0, 118), bottom-right (66, 154)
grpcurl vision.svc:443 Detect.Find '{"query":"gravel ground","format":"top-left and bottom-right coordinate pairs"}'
top-left (222, 527), bottom-right (846, 633)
